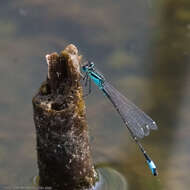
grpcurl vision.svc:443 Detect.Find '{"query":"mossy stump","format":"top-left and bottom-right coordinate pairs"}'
top-left (32, 44), bottom-right (97, 190)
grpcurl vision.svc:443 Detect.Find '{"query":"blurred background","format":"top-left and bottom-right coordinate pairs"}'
top-left (0, 0), bottom-right (190, 189)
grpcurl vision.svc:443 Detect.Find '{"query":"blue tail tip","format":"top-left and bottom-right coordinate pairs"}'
top-left (152, 168), bottom-right (158, 176)
top-left (147, 160), bottom-right (158, 176)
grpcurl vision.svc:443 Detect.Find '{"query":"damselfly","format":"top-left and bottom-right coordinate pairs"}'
top-left (81, 61), bottom-right (158, 176)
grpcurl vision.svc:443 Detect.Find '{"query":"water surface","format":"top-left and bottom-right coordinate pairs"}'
top-left (0, 1), bottom-right (190, 189)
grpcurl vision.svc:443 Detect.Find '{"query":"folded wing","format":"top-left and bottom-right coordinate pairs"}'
top-left (102, 81), bottom-right (157, 139)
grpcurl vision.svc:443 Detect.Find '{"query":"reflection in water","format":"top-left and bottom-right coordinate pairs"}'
top-left (95, 166), bottom-right (128, 190)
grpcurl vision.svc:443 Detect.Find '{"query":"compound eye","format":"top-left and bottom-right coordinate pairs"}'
top-left (82, 65), bottom-right (88, 72)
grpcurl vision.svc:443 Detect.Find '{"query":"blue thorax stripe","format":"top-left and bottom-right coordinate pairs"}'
top-left (90, 71), bottom-right (103, 80)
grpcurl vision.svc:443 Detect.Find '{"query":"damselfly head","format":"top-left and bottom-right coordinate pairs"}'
top-left (81, 61), bottom-right (94, 72)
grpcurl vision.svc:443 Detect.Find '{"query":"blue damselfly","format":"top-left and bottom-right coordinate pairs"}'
top-left (81, 61), bottom-right (158, 176)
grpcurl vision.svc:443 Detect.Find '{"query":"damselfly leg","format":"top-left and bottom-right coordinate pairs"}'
top-left (82, 73), bottom-right (92, 97)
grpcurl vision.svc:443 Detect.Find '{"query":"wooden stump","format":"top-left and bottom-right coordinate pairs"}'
top-left (32, 44), bottom-right (97, 190)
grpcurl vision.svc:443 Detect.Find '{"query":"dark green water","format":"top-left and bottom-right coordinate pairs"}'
top-left (0, 0), bottom-right (190, 189)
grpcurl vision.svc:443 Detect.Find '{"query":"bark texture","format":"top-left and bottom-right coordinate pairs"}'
top-left (32, 44), bottom-right (97, 190)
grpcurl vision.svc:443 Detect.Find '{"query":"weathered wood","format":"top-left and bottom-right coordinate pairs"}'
top-left (32, 44), bottom-right (97, 190)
